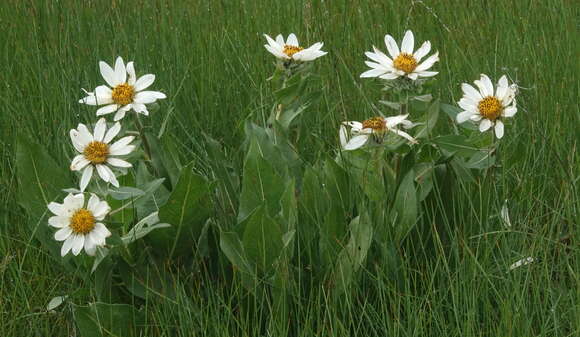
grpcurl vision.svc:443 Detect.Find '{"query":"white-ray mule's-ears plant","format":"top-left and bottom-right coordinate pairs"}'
top-left (340, 114), bottom-right (417, 150)
top-left (456, 74), bottom-right (518, 139)
top-left (70, 117), bottom-right (135, 191)
top-left (48, 193), bottom-right (111, 256)
top-left (79, 56), bottom-right (166, 121)
top-left (263, 33), bottom-right (327, 63)
top-left (361, 30), bottom-right (439, 81)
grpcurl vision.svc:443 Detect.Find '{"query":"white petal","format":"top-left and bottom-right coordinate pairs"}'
top-left (94, 222), bottom-right (112, 240)
top-left (79, 94), bottom-right (97, 105)
top-left (503, 106), bottom-right (517, 117)
top-left (416, 71), bottom-right (438, 78)
top-left (93, 118), bottom-right (107, 142)
top-left (475, 74), bottom-right (494, 97)
top-left (134, 74), bottom-right (155, 91)
top-left (265, 45), bottom-right (288, 59)
top-left (69, 193), bottom-right (85, 211)
top-left (87, 194), bottom-right (99, 213)
top-left (84, 234), bottom-right (97, 256)
top-left (109, 144), bottom-right (135, 156)
top-left (461, 83), bottom-right (483, 101)
top-left (133, 91), bottom-right (163, 104)
top-left (401, 30), bottom-right (414, 54)
top-left (470, 114), bottom-right (483, 122)
top-left (384, 34), bottom-right (400, 59)
top-left (343, 135), bottom-right (369, 150)
top-left (96, 164), bottom-right (111, 183)
top-left (360, 68), bottom-right (387, 78)
top-left (379, 72), bottom-right (400, 80)
top-left (70, 155), bottom-right (90, 171)
top-left (132, 103), bottom-right (147, 113)
top-left (494, 120), bottom-right (504, 139)
top-left (479, 119), bottom-right (492, 132)
top-left (263, 34), bottom-right (280, 48)
top-left (49, 216), bottom-right (69, 228)
top-left (103, 122), bottom-right (121, 144)
top-left (339, 125), bottom-right (348, 147)
top-left (61, 235), bottom-right (75, 256)
top-left (94, 85), bottom-right (114, 105)
top-left (102, 165), bottom-right (119, 187)
top-left (71, 235), bottom-right (85, 256)
top-left (54, 227), bottom-right (72, 241)
top-left (114, 109), bottom-right (128, 121)
top-left (275, 34), bottom-right (285, 46)
top-left (385, 114), bottom-right (409, 128)
top-left (413, 41), bottom-right (431, 62)
top-left (107, 157), bottom-right (132, 168)
top-left (407, 72), bottom-right (419, 80)
top-left (47, 202), bottom-right (66, 216)
top-left (343, 121), bottom-right (363, 130)
top-left (392, 129), bottom-right (417, 144)
top-left (415, 51), bottom-right (439, 72)
top-left (114, 56), bottom-right (126, 84)
top-left (99, 61), bottom-right (119, 87)
top-left (92, 201), bottom-right (111, 220)
top-left (458, 98), bottom-right (477, 112)
top-left (79, 165), bottom-right (93, 192)
top-left (109, 136), bottom-right (135, 155)
top-left (286, 33), bottom-right (299, 46)
top-left (76, 124), bottom-right (94, 145)
top-left (456, 110), bottom-right (475, 123)
top-left (96, 104), bottom-right (119, 116)
top-left (126, 61), bottom-right (136, 85)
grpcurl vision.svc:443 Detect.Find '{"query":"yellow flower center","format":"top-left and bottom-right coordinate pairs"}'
top-left (111, 83), bottom-right (135, 105)
top-left (84, 141), bottom-right (109, 164)
top-left (283, 45), bottom-right (304, 57)
top-left (362, 117), bottom-right (387, 132)
top-left (393, 53), bottom-right (418, 73)
top-left (478, 96), bottom-right (503, 121)
top-left (70, 208), bottom-right (95, 235)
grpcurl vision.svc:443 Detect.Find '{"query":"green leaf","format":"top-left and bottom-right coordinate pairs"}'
top-left (46, 295), bottom-right (68, 311)
top-left (108, 187), bottom-right (145, 201)
top-left (237, 137), bottom-right (286, 223)
top-left (15, 136), bottom-right (75, 268)
top-left (73, 302), bottom-right (144, 337)
top-left (393, 169), bottom-right (418, 241)
top-left (242, 206), bottom-right (284, 273)
top-left (147, 164), bottom-right (211, 257)
top-left (465, 150), bottom-right (496, 169)
top-left (433, 135), bottom-right (479, 158)
top-left (219, 231), bottom-right (255, 276)
top-left (121, 211), bottom-right (171, 245)
top-left (415, 99), bottom-right (440, 139)
top-left (414, 163), bottom-right (435, 202)
top-left (331, 214), bottom-right (373, 293)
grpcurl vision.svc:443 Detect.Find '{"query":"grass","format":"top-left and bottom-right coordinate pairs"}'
top-left (0, 0), bottom-right (578, 336)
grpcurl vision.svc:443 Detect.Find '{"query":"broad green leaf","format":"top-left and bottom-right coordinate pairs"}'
top-left (242, 207), bottom-right (284, 273)
top-left (433, 135), bottom-right (479, 158)
top-left (147, 164), bottom-right (211, 257)
top-left (108, 187), bottom-right (145, 200)
top-left (73, 302), bottom-right (144, 337)
top-left (393, 169), bottom-right (418, 241)
top-left (219, 231), bottom-right (255, 277)
top-left (450, 157), bottom-right (476, 183)
top-left (414, 163), bottom-right (435, 201)
top-left (415, 99), bottom-right (440, 139)
top-left (465, 150), bottom-right (496, 169)
top-left (46, 295), bottom-right (68, 311)
top-left (332, 214), bottom-right (373, 293)
top-left (237, 137), bottom-right (286, 223)
top-left (145, 132), bottom-right (180, 189)
top-left (121, 211), bottom-right (171, 245)
top-left (15, 136), bottom-right (75, 268)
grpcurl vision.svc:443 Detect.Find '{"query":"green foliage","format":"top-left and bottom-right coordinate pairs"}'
top-left (73, 302), bottom-right (144, 337)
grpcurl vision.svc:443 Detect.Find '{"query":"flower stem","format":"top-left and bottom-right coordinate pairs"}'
top-left (134, 114), bottom-right (153, 161)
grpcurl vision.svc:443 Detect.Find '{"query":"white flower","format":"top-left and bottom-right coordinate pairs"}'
top-left (79, 56), bottom-right (166, 121)
top-left (47, 193), bottom-right (112, 256)
top-left (70, 118), bottom-right (135, 191)
top-left (456, 74), bottom-right (518, 139)
top-left (340, 114), bottom-right (417, 150)
top-left (361, 30), bottom-right (439, 80)
top-left (263, 33), bottom-right (327, 62)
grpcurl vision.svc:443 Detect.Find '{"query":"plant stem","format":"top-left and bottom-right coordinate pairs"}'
top-left (134, 114), bottom-right (153, 161)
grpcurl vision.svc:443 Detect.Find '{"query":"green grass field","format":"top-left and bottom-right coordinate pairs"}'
top-left (0, 0), bottom-right (578, 336)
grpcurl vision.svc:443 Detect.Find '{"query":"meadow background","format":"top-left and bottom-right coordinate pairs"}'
top-left (0, 0), bottom-right (577, 336)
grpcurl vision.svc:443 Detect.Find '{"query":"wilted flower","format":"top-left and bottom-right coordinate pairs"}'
top-left (79, 56), bottom-right (166, 121)
top-left (456, 74), bottom-right (517, 139)
top-left (361, 30), bottom-right (439, 80)
top-left (48, 193), bottom-right (111, 256)
top-left (263, 33), bottom-right (327, 62)
top-left (340, 114), bottom-right (416, 150)
top-left (70, 118), bottom-right (135, 191)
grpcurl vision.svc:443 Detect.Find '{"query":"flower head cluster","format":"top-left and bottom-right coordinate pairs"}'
top-left (340, 114), bottom-right (417, 150)
top-left (48, 193), bottom-right (111, 256)
top-left (79, 56), bottom-right (166, 121)
top-left (456, 74), bottom-right (517, 138)
top-left (361, 30), bottom-right (439, 80)
top-left (263, 33), bottom-right (327, 63)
